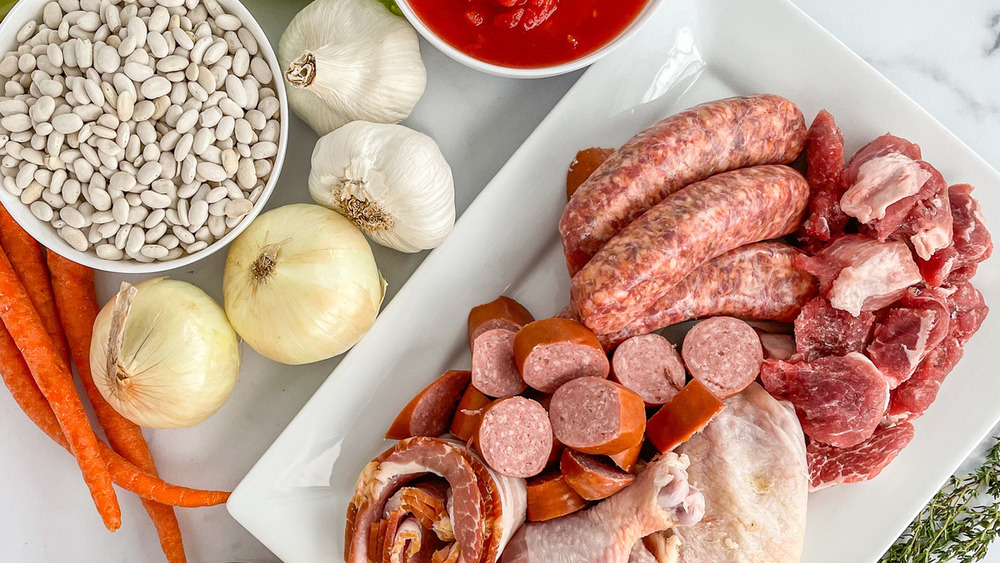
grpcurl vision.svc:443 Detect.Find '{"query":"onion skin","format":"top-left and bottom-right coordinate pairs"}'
top-left (90, 278), bottom-right (241, 429)
top-left (222, 204), bottom-right (385, 365)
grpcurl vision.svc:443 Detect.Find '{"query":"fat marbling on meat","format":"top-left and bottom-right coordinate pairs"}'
top-left (654, 383), bottom-right (808, 563)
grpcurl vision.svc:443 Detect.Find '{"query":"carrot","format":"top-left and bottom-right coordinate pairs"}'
top-left (0, 204), bottom-right (70, 366)
top-left (0, 245), bottom-right (120, 530)
top-left (0, 324), bottom-right (230, 507)
top-left (48, 252), bottom-right (185, 562)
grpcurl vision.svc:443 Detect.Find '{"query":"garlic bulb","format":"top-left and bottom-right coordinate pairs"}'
top-left (279, 0), bottom-right (427, 135)
top-left (91, 279), bottom-right (241, 429)
top-left (223, 204), bottom-right (386, 365)
top-left (309, 121), bottom-right (456, 253)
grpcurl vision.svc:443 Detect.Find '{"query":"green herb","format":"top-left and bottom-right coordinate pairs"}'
top-left (0, 0), bottom-right (16, 20)
top-left (376, 0), bottom-right (403, 17)
top-left (882, 436), bottom-right (1000, 562)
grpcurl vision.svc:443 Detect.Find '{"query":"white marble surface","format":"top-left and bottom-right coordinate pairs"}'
top-left (1, 0), bottom-right (998, 561)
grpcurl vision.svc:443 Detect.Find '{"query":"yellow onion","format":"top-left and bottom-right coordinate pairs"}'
top-left (91, 279), bottom-right (241, 428)
top-left (222, 204), bottom-right (385, 365)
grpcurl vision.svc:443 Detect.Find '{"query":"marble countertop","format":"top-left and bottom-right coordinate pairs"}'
top-left (2, 0), bottom-right (998, 561)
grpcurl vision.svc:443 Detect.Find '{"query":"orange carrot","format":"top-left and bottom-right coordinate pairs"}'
top-left (0, 245), bottom-right (120, 530)
top-left (0, 204), bottom-right (70, 366)
top-left (48, 252), bottom-right (186, 562)
top-left (0, 324), bottom-right (230, 507)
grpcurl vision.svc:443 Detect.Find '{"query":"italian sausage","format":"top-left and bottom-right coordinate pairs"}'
top-left (560, 94), bottom-right (807, 275)
top-left (450, 385), bottom-right (492, 442)
top-left (596, 242), bottom-right (817, 349)
top-left (646, 379), bottom-right (726, 453)
top-left (477, 397), bottom-right (553, 479)
top-left (560, 449), bottom-right (635, 501)
top-left (472, 328), bottom-right (527, 397)
top-left (548, 377), bottom-right (646, 456)
top-left (612, 333), bottom-right (686, 405)
top-left (681, 317), bottom-right (763, 399)
top-left (385, 370), bottom-right (472, 440)
top-left (567, 147), bottom-right (615, 200)
top-left (468, 296), bottom-right (535, 350)
top-left (525, 470), bottom-right (589, 522)
top-left (514, 318), bottom-right (610, 393)
top-left (572, 165), bottom-right (811, 334)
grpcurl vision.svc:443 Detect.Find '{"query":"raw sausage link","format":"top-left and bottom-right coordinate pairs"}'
top-left (681, 317), bottom-right (763, 399)
top-left (572, 165), bottom-right (811, 334)
top-left (560, 449), bottom-right (635, 501)
top-left (468, 296), bottom-right (535, 350)
top-left (477, 397), bottom-right (553, 479)
top-left (513, 318), bottom-right (610, 393)
top-left (594, 242), bottom-right (816, 349)
top-left (385, 370), bottom-right (472, 440)
top-left (548, 377), bottom-right (645, 456)
top-left (559, 94), bottom-right (807, 275)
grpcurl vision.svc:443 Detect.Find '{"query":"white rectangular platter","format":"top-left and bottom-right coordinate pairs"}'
top-left (228, 0), bottom-right (1000, 561)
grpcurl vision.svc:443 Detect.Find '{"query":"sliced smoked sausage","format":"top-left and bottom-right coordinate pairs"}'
top-left (450, 385), bottom-right (492, 442)
top-left (469, 297), bottom-right (534, 397)
top-left (468, 296), bottom-right (535, 349)
top-left (560, 94), bottom-right (807, 275)
top-left (681, 317), bottom-right (763, 399)
top-left (646, 379), bottom-right (726, 453)
top-left (477, 397), bottom-right (553, 479)
top-left (572, 165), bottom-right (810, 335)
top-left (526, 471), bottom-right (589, 522)
top-left (612, 333), bottom-right (686, 405)
top-left (548, 377), bottom-right (645, 456)
top-left (385, 370), bottom-right (472, 440)
top-left (514, 318), bottom-right (610, 393)
top-left (560, 449), bottom-right (635, 501)
top-left (472, 328), bottom-right (526, 397)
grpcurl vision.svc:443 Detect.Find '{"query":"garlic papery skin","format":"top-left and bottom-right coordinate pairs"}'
top-left (90, 279), bottom-right (241, 429)
top-left (309, 121), bottom-right (456, 253)
top-left (279, 0), bottom-right (427, 136)
top-left (223, 204), bottom-right (386, 365)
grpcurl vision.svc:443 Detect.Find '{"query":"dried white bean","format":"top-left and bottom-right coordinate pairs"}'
top-left (30, 200), bottom-right (54, 221)
top-left (59, 225), bottom-right (88, 250)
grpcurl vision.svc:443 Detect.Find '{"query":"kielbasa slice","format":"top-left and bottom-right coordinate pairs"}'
top-left (560, 449), bottom-right (635, 501)
top-left (385, 370), bottom-right (472, 440)
top-left (548, 377), bottom-right (645, 456)
top-left (681, 317), bottom-right (763, 399)
top-left (477, 397), bottom-right (553, 479)
top-left (471, 328), bottom-right (526, 397)
top-left (450, 385), bottom-right (492, 442)
top-left (514, 318), bottom-right (610, 393)
top-left (612, 334), bottom-right (686, 405)
top-left (646, 379), bottom-right (726, 453)
top-left (468, 296), bottom-right (534, 350)
top-left (525, 471), bottom-right (589, 522)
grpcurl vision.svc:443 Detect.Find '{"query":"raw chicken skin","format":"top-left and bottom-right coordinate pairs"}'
top-left (501, 452), bottom-right (704, 563)
top-left (665, 384), bottom-right (808, 562)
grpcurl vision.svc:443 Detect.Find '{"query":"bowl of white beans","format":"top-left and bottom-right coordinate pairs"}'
top-left (0, 0), bottom-right (287, 273)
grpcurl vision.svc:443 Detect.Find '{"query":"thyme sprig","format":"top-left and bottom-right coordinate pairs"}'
top-left (882, 436), bottom-right (1000, 562)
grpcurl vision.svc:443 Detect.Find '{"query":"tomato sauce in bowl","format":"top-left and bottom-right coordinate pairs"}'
top-left (405, 0), bottom-right (650, 69)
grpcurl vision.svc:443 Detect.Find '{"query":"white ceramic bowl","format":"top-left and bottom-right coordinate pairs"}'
top-left (396, 0), bottom-right (666, 79)
top-left (0, 0), bottom-right (288, 274)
